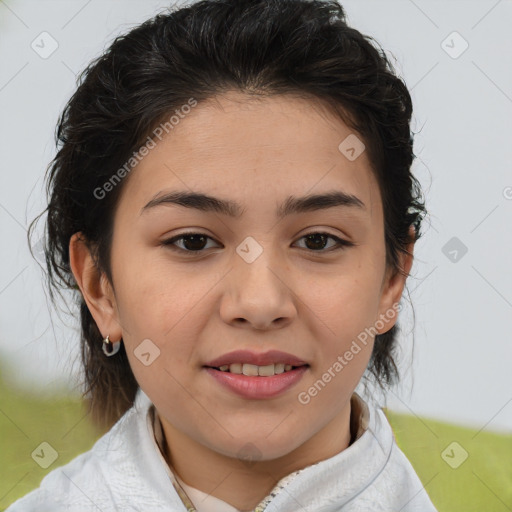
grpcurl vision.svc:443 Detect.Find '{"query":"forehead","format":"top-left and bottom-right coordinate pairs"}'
top-left (115, 91), bottom-right (380, 222)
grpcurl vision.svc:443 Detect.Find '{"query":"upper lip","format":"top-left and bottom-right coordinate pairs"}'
top-left (204, 350), bottom-right (308, 368)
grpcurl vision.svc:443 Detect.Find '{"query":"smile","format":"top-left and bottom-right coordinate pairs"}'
top-left (208, 362), bottom-right (307, 376)
top-left (204, 365), bottom-right (309, 399)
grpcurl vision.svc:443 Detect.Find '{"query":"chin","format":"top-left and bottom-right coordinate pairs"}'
top-left (209, 433), bottom-right (306, 464)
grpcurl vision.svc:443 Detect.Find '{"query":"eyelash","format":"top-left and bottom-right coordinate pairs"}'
top-left (161, 231), bottom-right (354, 256)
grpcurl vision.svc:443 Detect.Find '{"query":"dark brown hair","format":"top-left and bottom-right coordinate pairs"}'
top-left (28, 0), bottom-right (426, 428)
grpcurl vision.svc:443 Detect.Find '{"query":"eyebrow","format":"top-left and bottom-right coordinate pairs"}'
top-left (140, 190), bottom-right (366, 219)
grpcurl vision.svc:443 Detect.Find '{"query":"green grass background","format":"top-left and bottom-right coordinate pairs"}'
top-left (1, 376), bottom-right (511, 511)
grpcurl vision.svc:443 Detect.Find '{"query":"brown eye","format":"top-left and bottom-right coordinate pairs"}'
top-left (162, 233), bottom-right (220, 254)
top-left (294, 232), bottom-right (353, 252)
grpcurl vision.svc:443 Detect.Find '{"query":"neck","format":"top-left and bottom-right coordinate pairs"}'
top-left (158, 401), bottom-right (353, 511)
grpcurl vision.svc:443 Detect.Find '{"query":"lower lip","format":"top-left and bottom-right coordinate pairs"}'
top-left (204, 366), bottom-right (309, 399)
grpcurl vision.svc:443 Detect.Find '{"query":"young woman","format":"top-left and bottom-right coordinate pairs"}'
top-left (9, 0), bottom-right (437, 510)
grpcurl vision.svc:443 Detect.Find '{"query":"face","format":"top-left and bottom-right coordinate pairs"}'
top-left (72, 91), bottom-right (411, 467)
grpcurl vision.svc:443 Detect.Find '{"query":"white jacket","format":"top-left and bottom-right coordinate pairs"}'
top-left (6, 389), bottom-right (438, 511)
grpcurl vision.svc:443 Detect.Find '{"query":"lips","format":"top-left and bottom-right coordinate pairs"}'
top-left (205, 365), bottom-right (309, 399)
top-left (203, 349), bottom-right (308, 368)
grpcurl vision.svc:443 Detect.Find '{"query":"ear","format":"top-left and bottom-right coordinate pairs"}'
top-left (375, 226), bottom-right (415, 334)
top-left (69, 232), bottom-right (122, 342)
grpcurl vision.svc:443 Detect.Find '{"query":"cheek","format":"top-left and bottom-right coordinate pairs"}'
top-left (110, 268), bottom-right (205, 393)
top-left (112, 249), bottom-right (207, 334)
top-left (298, 264), bottom-right (382, 388)
top-left (304, 267), bottom-right (383, 338)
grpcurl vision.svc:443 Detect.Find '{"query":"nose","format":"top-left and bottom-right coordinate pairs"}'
top-left (220, 247), bottom-right (297, 330)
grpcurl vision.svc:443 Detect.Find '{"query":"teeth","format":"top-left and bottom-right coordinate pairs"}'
top-left (274, 363), bottom-right (285, 374)
top-left (216, 363), bottom-right (300, 376)
top-left (229, 363), bottom-right (243, 374)
top-left (243, 364), bottom-right (259, 376)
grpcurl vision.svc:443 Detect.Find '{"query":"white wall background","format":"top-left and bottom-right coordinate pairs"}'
top-left (0, 0), bottom-right (511, 433)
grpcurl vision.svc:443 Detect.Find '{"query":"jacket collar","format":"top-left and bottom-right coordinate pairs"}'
top-left (139, 390), bottom-right (392, 512)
